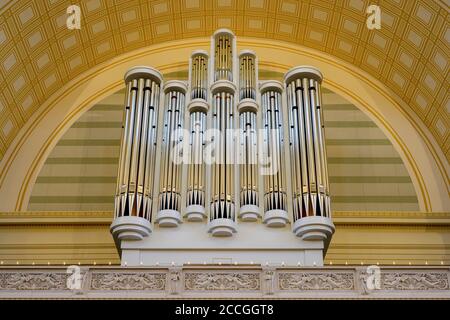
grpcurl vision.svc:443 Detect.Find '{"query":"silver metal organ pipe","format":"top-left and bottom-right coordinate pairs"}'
top-left (260, 82), bottom-right (289, 227)
top-left (238, 111), bottom-right (258, 213)
top-left (285, 67), bottom-right (331, 223)
top-left (113, 67), bottom-right (163, 235)
top-left (156, 81), bottom-right (187, 227)
top-left (187, 111), bottom-right (206, 205)
top-left (209, 87), bottom-right (236, 234)
top-left (207, 29), bottom-right (237, 236)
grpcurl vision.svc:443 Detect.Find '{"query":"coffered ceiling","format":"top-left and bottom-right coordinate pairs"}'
top-left (0, 0), bottom-right (448, 162)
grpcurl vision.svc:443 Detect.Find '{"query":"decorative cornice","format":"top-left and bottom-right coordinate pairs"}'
top-left (0, 211), bottom-right (113, 225)
top-left (0, 211), bottom-right (113, 217)
top-left (332, 211), bottom-right (450, 226)
top-left (333, 211), bottom-right (450, 218)
top-left (0, 266), bottom-right (449, 299)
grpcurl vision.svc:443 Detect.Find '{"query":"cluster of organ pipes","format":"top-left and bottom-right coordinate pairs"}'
top-left (239, 111), bottom-right (258, 211)
top-left (190, 53), bottom-right (208, 100)
top-left (261, 88), bottom-right (287, 215)
top-left (286, 75), bottom-right (331, 221)
top-left (185, 52), bottom-right (209, 221)
top-left (214, 33), bottom-right (233, 81)
top-left (237, 51), bottom-right (259, 220)
top-left (158, 87), bottom-right (185, 215)
top-left (210, 91), bottom-right (235, 222)
top-left (113, 30), bottom-right (332, 236)
top-left (239, 53), bottom-right (256, 100)
top-left (114, 70), bottom-right (161, 222)
top-left (186, 111), bottom-right (206, 210)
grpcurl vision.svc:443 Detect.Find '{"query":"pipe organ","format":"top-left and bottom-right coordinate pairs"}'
top-left (111, 29), bottom-right (334, 266)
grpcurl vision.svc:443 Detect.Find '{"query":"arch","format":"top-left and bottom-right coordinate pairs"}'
top-left (0, 38), bottom-right (447, 212)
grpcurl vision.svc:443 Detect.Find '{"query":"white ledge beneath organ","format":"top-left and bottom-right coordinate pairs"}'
top-left (122, 223), bottom-right (324, 266)
top-left (110, 30), bottom-right (334, 267)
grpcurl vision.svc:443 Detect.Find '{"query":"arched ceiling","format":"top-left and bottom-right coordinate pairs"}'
top-left (0, 0), bottom-right (448, 164)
